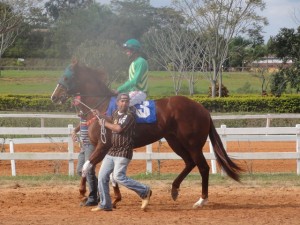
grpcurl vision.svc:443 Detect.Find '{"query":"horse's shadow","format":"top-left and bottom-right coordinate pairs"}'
top-left (205, 202), bottom-right (300, 210)
top-left (145, 201), bottom-right (300, 211)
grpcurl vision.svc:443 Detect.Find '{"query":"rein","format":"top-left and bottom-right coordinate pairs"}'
top-left (74, 97), bottom-right (108, 144)
top-left (74, 94), bottom-right (110, 116)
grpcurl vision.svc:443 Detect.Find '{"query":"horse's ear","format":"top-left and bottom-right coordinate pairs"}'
top-left (71, 57), bottom-right (78, 66)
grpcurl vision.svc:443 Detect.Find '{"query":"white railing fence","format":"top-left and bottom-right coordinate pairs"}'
top-left (1, 113), bottom-right (300, 128)
top-left (0, 125), bottom-right (75, 176)
top-left (1, 124), bottom-right (300, 176)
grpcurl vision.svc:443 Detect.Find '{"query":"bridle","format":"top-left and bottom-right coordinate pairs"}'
top-left (73, 97), bottom-right (108, 144)
top-left (54, 64), bottom-right (115, 144)
top-left (56, 65), bottom-right (114, 115)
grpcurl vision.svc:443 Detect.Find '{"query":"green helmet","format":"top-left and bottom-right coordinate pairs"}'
top-left (123, 39), bottom-right (141, 51)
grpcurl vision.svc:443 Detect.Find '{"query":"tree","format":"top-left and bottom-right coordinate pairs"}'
top-left (110, 0), bottom-right (156, 42)
top-left (173, 0), bottom-right (267, 97)
top-left (49, 0), bottom-right (157, 59)
top-left (0, 0), bottom-right (42, 59)
top-left (227, 36), bottom-right (251, 69)
top-left (269, 27), bottom-right (300, 95)
top-left (144, 8), bottom-right (206, 95)
top-left (73, 38), bottom-right (128, 84)
top-left (44, 0), bottom-right (93, 21)
top-left (50, 4), bottom-right (115, 58)
top-left (270, 69), bottom-right (287, 97)
top-left (269, 27), bottom-right (300, 62)
top-left (0, 2), bottom-right (21, 59)
top-left (3, 6), bottom-right (54, 58)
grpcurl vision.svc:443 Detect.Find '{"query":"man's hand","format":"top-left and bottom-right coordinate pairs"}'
top-left (91, 109), bottom-right (100, 117)
top-left (112, 89), bottom-right (119, 95)
top-left (82, 160), bottom-right (92, 177)
top-left (71, 131), bottom-right (78, 142)
top-left (91, 109), bottom-right (106, 126)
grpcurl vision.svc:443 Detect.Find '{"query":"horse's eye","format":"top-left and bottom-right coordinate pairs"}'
top-left (64, 77), bottom-right (68, 81)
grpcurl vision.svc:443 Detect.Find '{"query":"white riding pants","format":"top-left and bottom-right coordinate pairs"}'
top-left (129, 91), bottom-right (147, 106)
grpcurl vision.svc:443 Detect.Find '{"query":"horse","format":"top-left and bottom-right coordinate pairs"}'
top-left (51, 60), bottom-right (243, 208)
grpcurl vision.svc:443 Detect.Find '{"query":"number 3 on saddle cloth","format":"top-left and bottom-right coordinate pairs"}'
top-left (106, 97), bottom-right (157, 123)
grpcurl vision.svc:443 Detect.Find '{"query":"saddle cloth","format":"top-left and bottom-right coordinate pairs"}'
top-left (106, 97), bottom-right (157, 123)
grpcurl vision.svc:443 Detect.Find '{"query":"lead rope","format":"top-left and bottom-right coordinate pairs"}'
top-left (74, 98), bottom-right (107, 144)
top-left (100, 118), bottom-right (107, 144)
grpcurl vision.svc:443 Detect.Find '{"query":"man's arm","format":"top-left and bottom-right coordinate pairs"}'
top-left (117, 58), bottom-right (148, 92)
top-left (72, 123), bottom-right (80, 142)
top-left (103, 121), bottom-right (122, 133)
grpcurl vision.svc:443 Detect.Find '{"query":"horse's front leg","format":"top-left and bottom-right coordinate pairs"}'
top-left (112, 183), bottom-right (122, 208)
top-left (80, 142), bottom-right (110, 203)
top-left (171, 162), bottom-right (195, 201)
top-left (79, 177), bottom-right (87, 196)
top-left (79, 177), bottom-right (88, 204)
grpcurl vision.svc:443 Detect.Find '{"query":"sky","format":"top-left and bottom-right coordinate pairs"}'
top-left (97, 0), bottom-right (300, 42)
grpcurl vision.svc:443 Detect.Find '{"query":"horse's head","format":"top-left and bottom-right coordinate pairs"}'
top-left (51, 60), bottom-right (80, 104)
top-left (51, 59), bottom-right (112, 104)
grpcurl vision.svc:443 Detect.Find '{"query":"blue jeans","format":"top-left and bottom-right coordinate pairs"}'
top-left (98, 154), bottom-right (150, 210)
top-left (77, 144), bottom-right (98, 203)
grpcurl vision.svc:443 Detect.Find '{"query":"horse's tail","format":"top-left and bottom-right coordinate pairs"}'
top-left (208, 117), bottom-right (243, 182)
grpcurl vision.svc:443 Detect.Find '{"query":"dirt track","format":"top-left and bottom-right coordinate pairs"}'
top-left (1, 180), bottom-right (300, 225)
top-left (0, 142), bottom-right (300, 225)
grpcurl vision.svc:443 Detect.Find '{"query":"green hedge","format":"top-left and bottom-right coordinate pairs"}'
top-left (0, 95), bottom-right (74, 112)
top-left (196, 96), bottom-right (300, 113)
top-left (0, 94), bottom-right (299, 113)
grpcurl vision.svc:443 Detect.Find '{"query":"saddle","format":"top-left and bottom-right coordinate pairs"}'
top-left (106, 97), bottom-right (156, 123)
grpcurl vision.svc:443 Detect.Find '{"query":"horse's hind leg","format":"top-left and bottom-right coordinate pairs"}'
top-left (171, 160), bottom-right (195, 201)
top-left (192, 152), bottom-right (210, 208)
top-left (166, 137), bottom-right (196, 201)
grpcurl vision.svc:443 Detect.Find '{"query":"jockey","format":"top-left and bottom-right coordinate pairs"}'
top-left (116, 38), bottom-right (148, 106)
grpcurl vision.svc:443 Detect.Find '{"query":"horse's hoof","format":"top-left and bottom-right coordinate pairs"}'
top-left (79, 201), bottom-right (85, 207)
top-left (79, 196), bottom-right (88, 207)
top-left (192, 197), bottom-right (208, 208)
top-left (171, 188), bottom-right (179, 201)
top-left (81, 196), bottom-right (88, 202)
top-left (112, 198), bottom-right (122, 209)
top-left (79, 190), bottom-right (86, 196)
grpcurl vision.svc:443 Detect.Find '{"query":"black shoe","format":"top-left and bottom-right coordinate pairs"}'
top-left (85, 201), bottom-right (98, 206)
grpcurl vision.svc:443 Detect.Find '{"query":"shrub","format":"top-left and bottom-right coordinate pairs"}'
top-left (208, 84), bottom-right (229, 97)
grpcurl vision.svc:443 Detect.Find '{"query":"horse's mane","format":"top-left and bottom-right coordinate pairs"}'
top-left (78, 64), bottom-right (107, 84)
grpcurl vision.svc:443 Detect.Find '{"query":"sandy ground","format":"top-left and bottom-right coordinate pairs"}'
top-left (0, 181), bottom-right (300, 225)
top-left (0, 141), bottom-right (300, 225)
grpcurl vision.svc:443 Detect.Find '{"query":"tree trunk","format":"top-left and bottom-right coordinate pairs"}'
top-left (219, 68), bottom-right (223, 97)
top-left (211, 79), bottom-right (216, 98)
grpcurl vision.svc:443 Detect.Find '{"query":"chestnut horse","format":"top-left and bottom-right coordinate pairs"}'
top-left (51, 60), bottom-right (242, 208)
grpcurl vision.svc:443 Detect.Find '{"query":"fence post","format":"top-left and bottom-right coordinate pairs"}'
top-left (220, 124), bottom-right (227, 176)
top-left (68, 124), bottom-right (74, 176)
top-left (209, 139), bottom-right (217, 174)
top-left (296, 124), bottom-right (300, 175)
top-left (266, 114), bottom-right (271, 128)
top-left (41, 117), bottom-right (45, 137)
top-left (146, 144), bottom-right (152, 174)
top-left (9, 140), bottom-right (16, 176)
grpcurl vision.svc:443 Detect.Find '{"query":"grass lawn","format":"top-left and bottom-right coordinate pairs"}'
top-left (0, 173), bottom-right (299, 186)
top-left (0, 70), bottom-right (61, 94)
top-left (0, 69), bottom-right (271, 96)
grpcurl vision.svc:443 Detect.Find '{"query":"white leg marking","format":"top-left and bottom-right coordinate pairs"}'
top-left (193, 197), bottom-right (208, 208)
